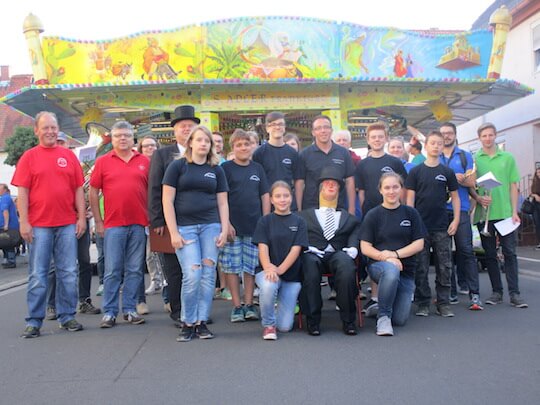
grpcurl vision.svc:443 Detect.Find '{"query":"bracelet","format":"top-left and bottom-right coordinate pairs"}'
top-left (395, 250), bottom-right (400, 259)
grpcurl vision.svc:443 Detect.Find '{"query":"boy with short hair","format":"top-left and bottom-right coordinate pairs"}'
top-left (253, 111), bottom-right (301, 210)
top-left (220, 129), bottom-right (271, 322)
top-left (406, 130), bottom-right (460, 317)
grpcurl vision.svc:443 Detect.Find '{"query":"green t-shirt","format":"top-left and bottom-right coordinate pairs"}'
top-left (411, 153), bottom-right (426, 165)
top-left (473, 147), bottom-right (519, 223)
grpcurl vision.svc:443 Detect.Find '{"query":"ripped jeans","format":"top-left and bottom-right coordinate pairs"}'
top-left (175, 223), bottom-right (221, 325)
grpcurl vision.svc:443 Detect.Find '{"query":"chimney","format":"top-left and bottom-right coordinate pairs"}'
top-left (0, 66), bottom-right (9, 81)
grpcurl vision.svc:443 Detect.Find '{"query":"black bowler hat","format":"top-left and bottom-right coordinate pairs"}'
top-left (318, 166), bottom-right (344, 189)
top-left (170, 105), bottom-right (200, 127)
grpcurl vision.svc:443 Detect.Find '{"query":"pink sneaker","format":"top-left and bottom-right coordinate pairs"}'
top-left (262, 326), bottom-right (277, 340)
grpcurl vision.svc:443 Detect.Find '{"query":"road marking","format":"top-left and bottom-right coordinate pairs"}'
top-left (0, 283), bottom-right (26, 297)
top-left (517, 256), bottom-right (540, 263)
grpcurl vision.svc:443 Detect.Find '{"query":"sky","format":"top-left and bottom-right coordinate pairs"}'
top-left (1, 0), bottom-right (496, 76)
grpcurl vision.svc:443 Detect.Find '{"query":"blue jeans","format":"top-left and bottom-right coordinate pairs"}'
top-left (415, 230), bottom-right (452, 306)
top-left (449, 211), bottom-right (480, 296)
top-left (103, 225), bottom-right (146, 317)
top-left (26, 225), bottom-right (78, 328)
top-left (175, 223), bottom-right (220, 325)
top-left (367, 261), bottom-right (415, 326)
top-left (256, 271), bottom-right (301, 332)
top-left (478, 221), bottom-right (519, 295)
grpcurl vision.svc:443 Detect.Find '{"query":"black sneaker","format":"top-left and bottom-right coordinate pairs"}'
top-left (510, 294), bottom-right (528, 308)
top-left (46, 307), bottom-right (57, 321)
top-left (60, 319), bottom-right (84, 332)
top-left (196, 322), bottom-right (214, 339)
top-left (21, 326), bottom-right (40, 338)
top-left (176, 325), bottom-right (196, 342)
top-left (100, 314), bottom-right (116, 328)
top-left (79, 298), bottom-right (101, 314)
top-left (362, 299), bottom-right (379, 318)
top-left (342, 321), bottom-right (358, 336)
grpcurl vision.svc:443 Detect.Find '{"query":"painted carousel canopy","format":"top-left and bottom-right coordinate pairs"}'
top-left (1, 13), bottom-right (533, 140)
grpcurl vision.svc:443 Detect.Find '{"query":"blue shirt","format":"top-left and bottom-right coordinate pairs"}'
top-left (0, 194), bottom-right (19, 230)
top-left (439, 146), bottom-right (474, 212)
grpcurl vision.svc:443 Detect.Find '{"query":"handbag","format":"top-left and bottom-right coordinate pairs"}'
top-left (520, 196), bottom-right (535, 215)
top-left (0, 229), bottom-right (22, 249)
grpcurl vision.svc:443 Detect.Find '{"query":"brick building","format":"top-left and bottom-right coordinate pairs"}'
top-left (0, 65), bottom-right (34, 150)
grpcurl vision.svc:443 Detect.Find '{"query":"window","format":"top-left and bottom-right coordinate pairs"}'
top-left (534, 24), bottom-right (540, 72)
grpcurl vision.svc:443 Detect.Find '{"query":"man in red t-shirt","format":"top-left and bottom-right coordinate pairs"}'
top-left (12, 111), bottom-right (86, 338)
top-left (89, 120), bottom-right (150, 328)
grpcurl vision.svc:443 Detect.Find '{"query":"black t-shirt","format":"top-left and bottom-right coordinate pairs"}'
top-left (222, 160), bottom-right (269, 237)
top-left (405, 163), bottom-right (458, 232)
top-left (298, 143), bottom-right (355, 210)
top-left (252, 212), bottom-right (308, 282)
top-left (162, 158), bottom-right (229, 226)
top-left (360, 204), bottom-right (426, 278)
top-left (252, 143), bottom-right (300, 210)
top-left (355, 154), bottom-right (407, 215)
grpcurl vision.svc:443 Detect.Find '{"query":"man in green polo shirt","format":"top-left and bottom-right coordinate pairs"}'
top-left (473, 122), bottom-right (527, 308)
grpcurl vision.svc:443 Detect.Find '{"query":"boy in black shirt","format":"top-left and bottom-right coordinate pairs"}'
top-left (405, 130), bottom-right (460, 317)
top-left (355, 122), bottom-right (407, 317)
top-left (253, 111), bottom-right (301, 210)
top-left (221, 129), bottom-right (270, 323)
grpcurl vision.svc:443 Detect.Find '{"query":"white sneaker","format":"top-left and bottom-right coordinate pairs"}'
top-left (145, 281), bottom-right (162, 295)
top-left (376, 316), bottom-right (394, 336)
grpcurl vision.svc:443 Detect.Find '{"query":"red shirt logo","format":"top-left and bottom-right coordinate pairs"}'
top-left (57, 158), bottom-right (68, 168)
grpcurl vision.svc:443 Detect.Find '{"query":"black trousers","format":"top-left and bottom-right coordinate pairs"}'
top-left (77, 224), bottom-right (92, 301)
top-left (301, 251), bottom-right (357, 325)
top-left (162, 253), bottom-right (182, 322)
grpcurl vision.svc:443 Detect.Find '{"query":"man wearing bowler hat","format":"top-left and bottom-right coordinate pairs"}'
top-left (298, 166), bottom-right (361, 336)
top-left (148, 105), bottom-right (200, 324)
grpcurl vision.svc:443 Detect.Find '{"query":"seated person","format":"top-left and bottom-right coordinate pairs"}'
top-left (360, 172), bottom-right (425, 336)
top-left (299, 166), bottom-right (361, 336)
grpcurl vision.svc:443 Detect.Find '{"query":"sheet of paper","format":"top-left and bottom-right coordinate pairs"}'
top-left (494, 217), bottom-right (520, 237)
top-left (476, 171), bottom-right (502, 190)
top-left (75, 145), bottom-right (97, 163)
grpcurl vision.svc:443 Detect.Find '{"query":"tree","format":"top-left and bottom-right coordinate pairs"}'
top-left (4, 126), bottom-right (37, 166)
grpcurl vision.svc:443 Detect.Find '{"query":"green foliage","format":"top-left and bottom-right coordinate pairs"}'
top-left (4, 126), bottom-right (38, 166)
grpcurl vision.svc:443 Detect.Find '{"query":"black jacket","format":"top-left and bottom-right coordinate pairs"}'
top-left (298, 208), bottom-right (361, 251)
top-left (148, 144), bottom-right (181, 228)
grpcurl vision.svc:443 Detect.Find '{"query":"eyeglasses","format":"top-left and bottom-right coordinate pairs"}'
top-left (267, 122), bottom-right (286, 128)
top-left (112, 133), bottom-right (133, 139)
top-left (141, 144), bottom-right (157, 148)
top-left (313, 125), bottom-right (332, 131)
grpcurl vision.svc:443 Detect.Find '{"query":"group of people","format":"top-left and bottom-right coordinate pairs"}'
top-left (13, 105), bottom-right (528, 341)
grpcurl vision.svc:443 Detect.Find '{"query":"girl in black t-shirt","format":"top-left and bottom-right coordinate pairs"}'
top-left (252, 181), bottom-right (308, 340)
top-left (163, 125), bottom-right (229, 342)
top-left (360, 172), bottom-right (425, 337)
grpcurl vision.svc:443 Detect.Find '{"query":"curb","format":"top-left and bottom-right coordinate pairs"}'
top-left (0, 278), bottom-right (28, 292)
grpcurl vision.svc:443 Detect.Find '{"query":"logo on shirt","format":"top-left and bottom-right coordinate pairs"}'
top-left (381, 166), bottom-right (394, 173)
top-left (289, 226), bottom-right (298, 232)
top-left (138, 165), bottom-right (146, 171)
top-left (435, 174), bottom-right (447, 182)
top-left (400, 220), bottom-right (411, 227)
top-left (249, 175), bottom-right (260, 182)
top-left (332, 158), bottom-right (344, 165)
top-left (204, 172), bottom-right (216, 179)
top-left (57, 157), bottom-right (67, 168)
top-left (282, 158), bottom-right (292, 165)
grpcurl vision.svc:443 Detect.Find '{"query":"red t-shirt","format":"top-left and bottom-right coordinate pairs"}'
top-left (90, 150), bottom-right (149, 228)
top-left (11, 145), bottom-right (84, 227)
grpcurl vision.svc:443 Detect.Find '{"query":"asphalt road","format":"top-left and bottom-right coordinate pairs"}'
top-left (1, 269), bottom-right (539, 405)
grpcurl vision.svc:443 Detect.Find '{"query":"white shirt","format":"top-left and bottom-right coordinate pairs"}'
top-left (314, 207), bottom-right (341, 252)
